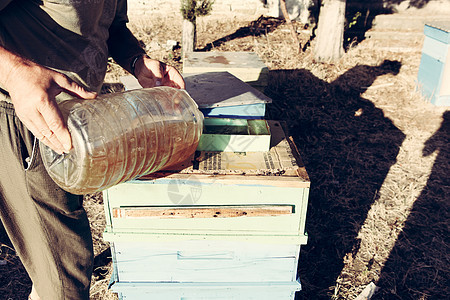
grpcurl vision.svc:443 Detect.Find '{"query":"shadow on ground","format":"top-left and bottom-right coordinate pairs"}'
top-left (197, 16), bottom-right (284, 52)
top-left (344, 0), bottom-right (432, 47)
top-left (265, 60), bottom-right (405, 299)
top-left (375, 111), bottom-right (449, 299)
top-left (0, 224), bottom-right (31, 299)
top-left (0, 219), bottom-right (111, 299)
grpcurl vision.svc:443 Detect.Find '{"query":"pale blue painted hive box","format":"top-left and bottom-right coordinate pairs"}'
top-left (103, 120), bottom-right (310, 300)
top-left (120, 71), bottom-right (272, 119)
top-left (184, 72), bottom-right (272, 119)
top-left (417, 21), bottom-right (450, 106)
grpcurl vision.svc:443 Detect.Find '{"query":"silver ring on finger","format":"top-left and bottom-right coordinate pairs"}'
top-left (41, 130), bottom-right (54, 139)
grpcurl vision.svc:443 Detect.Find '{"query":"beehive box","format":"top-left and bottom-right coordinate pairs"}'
top-left (105, 237), bottom-right (305, 283)
top-left (103, 120), bottom-right (309, 299)
top-left (184, 72), bottom-right (272, 119)
top-left (197, 118), bottom-right (271, 152)
top-left (183, 51), bottom-right (269, 89)
top-left (103, 121), bottom-right (310, 237)
top-left (417, 21), bottom-right (450, 106)
top-left (109, 279), bottom-right (302, 300)
top-left (120, 71), bottom-right (272, 119)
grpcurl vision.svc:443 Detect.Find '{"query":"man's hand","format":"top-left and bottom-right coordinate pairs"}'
top-left (134, 55), bottom-right (185, 89)
top-left (3, 56), bottom-right (97, 154)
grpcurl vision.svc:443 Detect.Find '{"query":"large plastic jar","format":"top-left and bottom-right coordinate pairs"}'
top-left (40, 86), bottom-right (204, 195)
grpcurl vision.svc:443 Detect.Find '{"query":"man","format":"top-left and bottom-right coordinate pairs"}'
top-left (0, 0), bottom-right (185, 299)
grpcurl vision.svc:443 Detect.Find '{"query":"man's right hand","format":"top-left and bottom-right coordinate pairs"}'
top-left (1, 47), bottom-right (97, 154)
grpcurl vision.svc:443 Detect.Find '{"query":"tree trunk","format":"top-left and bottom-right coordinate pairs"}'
top-left (280, 0), bottom-right (301, 53)
top-left (298, 0), bottom-right (313, 25)
top-left (314, 0), bottom-right (346, 62)
top-left (182, 18), bottom-right (196, 56)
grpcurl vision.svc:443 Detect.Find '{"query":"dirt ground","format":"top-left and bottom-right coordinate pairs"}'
top-left (1, 13), bottom-right (448, 300)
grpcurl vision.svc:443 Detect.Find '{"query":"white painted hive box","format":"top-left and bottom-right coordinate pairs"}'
top-left (109, 280), bottom-right (301, 300)
top-left (107, 238), bottom-right (302, 283)
top-left (102, 121), bottom-right (310, 237)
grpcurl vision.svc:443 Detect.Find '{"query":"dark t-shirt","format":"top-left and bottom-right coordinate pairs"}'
top-left (0, 0), bottom-right (128, 102)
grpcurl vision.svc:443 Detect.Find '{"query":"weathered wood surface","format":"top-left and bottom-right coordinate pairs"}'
top-left (139, 120), bottom-right (310, 181)
top-left (183, 52), bottom-right (269, 86)
top-left (112, 205), bottom-right (293, 219)
top-left (103, 230), bottom-right (309, 244)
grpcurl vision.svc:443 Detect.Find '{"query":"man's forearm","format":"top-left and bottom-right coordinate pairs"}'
top-left (107, 22), bottom-right (146, 75)
top-left (0, 46), bottom-right (26, 92)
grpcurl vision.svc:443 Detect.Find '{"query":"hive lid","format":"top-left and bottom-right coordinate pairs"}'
top-left (183, 71), bottom-right (272, 108)
top-left (139, 120), bottom-right (310, 185)
top-left (120, 71), bottom-right (272, 108)
top-left (424, 21), bottom-right (450, 43)
top-left (426, 21), bottom-right (450, 33)
top-left (183, 51), bottom-right (268, 70)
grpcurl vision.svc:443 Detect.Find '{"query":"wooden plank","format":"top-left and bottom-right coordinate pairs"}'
top-left (135, 120), bottom-right (310, 182)
top-left (116, 257), bottom-right (297, 282)
top-left (112, 205), bottom-right (293, 219)
top-left (138, 173), bottom-right (310, 188)
top-left (183, 52), bottom-right (269, 85)
top-left (107, 181), bottom-right (308, 206)
top-left (112, 239), bottom-right (300, 282)
top-left (103, 230), bottom-right (309, 245)
top-left (109, 214), bottom-right (300, 234)
top-left (111, 280), bottom-right (302, 289)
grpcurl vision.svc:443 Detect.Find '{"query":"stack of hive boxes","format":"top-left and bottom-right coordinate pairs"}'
top-left (104, 53), bottom-right (310, 299)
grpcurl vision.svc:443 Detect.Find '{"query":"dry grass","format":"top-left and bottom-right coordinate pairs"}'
top-left (1, 13), bottom-right (448, 300)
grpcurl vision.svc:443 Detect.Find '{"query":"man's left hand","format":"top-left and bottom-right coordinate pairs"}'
top-left (134, 56), bottom-right (185, 89)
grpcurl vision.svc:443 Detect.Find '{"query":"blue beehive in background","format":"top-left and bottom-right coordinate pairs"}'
top-left (417, 21), bottom-right (450, 106)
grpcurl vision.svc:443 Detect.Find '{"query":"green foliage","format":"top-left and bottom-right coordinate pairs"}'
top-left (348, 12), bottom-right (361, 29)
top-left (345, 11), bottom-right (362, 42)
top-left (180, 0), bottom-right (214, 22)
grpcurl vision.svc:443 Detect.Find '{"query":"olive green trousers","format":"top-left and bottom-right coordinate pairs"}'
top-left (0, 102), bottom-right (93, 299)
